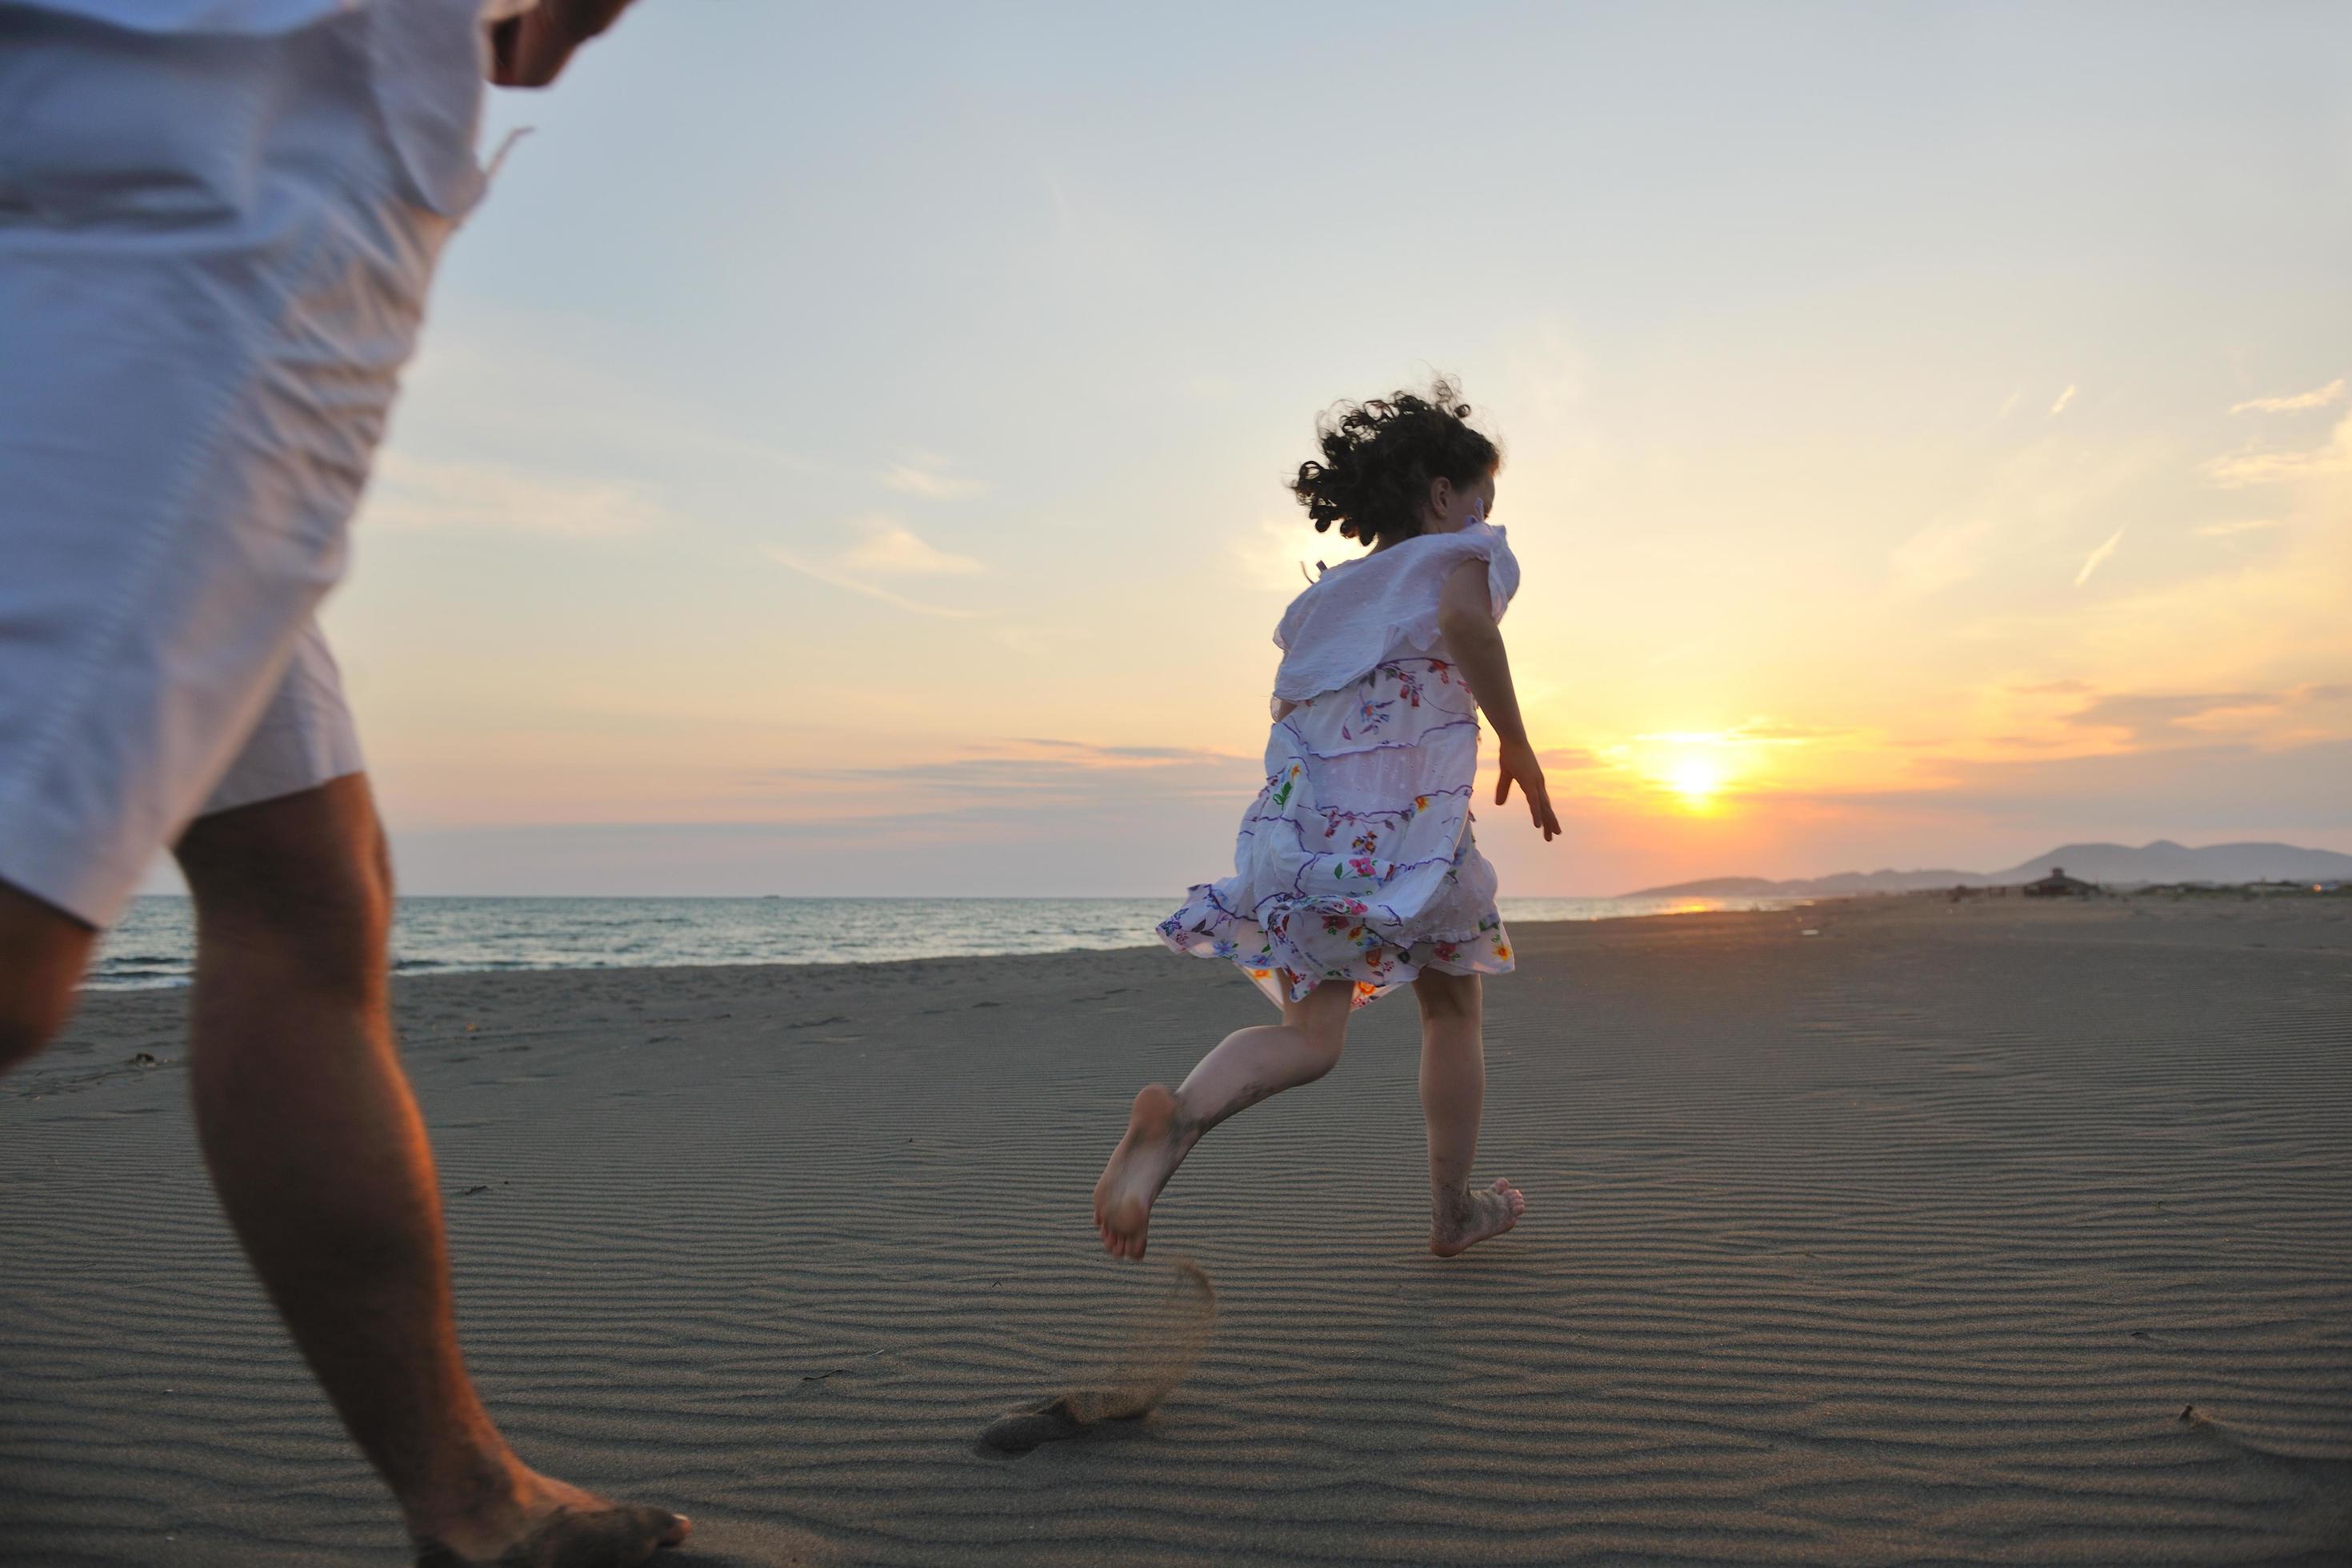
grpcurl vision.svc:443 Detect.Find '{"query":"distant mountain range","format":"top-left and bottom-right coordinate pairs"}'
top-left (1622, 841), bottom-right (2352, 899)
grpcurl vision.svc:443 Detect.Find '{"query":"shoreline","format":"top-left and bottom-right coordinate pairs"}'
top-left (89, 881), bottom-right (2352, 995)
top-left (80, 894), bottom-right (1819, 994)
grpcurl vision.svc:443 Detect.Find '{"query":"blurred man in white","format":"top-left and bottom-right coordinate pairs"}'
top-left (0, 2), bottom-right (689, 1562)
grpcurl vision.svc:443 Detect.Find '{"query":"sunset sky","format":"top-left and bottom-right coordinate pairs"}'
top-left (168, 2), bottom-right (2351, 898)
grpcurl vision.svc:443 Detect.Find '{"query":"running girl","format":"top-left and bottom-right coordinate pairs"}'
top-left (1095, 380), bottom-right (1560, 1260)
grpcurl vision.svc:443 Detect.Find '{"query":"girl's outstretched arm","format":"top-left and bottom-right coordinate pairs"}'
top-left (1437, 559), bottom-right (1562, 842)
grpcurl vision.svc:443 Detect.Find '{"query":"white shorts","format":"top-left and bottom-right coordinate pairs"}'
top-left (0, 0), bottom-right (489, 927)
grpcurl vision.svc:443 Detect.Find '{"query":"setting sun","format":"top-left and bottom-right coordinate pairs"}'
top-left (1666, 756), bottom-right (1727, 810)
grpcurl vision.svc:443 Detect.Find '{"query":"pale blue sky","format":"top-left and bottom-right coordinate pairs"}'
top-left (174, 1), bottom-right (2352, 896)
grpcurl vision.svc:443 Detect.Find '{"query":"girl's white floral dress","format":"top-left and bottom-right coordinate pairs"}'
top-left (1159, 520), bottom-right (1522, 1007)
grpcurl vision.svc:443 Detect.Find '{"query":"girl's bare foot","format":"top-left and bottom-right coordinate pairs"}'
top-left (411, 1466), bottom-right (689, 1567)
top-left (1430, 1177), bottom-right (1526, 1257)
top-left (1094, 1084), bottom-right (1194, 1260)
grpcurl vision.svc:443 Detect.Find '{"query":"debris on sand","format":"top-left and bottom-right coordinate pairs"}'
top-left (979, 1256), bottom-right (1216, 1454)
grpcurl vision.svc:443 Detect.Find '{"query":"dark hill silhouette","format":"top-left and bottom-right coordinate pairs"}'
top-left (1622, 840), bottom-right (2352, 898)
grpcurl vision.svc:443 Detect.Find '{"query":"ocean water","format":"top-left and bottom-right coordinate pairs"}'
top-left (84, 894), bottom-right (1801, 991)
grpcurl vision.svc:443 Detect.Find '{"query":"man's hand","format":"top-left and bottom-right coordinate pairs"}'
top-left (490, 0), bottom-right (638, 88)
top-left (1495, 738), bottom-right (1562, 842)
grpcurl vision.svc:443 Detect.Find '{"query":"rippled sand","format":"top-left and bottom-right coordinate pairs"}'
top-left (4, 894), bottom-right (2348, 1563)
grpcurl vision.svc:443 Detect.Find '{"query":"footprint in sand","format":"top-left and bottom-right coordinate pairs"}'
top-left (979, 1256), bottom-right (1216, 1455)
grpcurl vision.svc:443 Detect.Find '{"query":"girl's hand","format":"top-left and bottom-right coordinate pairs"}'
top-left (1496, 738), bottom-right (1562, 842)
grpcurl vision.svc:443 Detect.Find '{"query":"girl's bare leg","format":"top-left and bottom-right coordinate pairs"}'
top-left (1414, 970), bottom-right (1525, 1256)
top-left (1094, 979), bottom-right (1355, 1259)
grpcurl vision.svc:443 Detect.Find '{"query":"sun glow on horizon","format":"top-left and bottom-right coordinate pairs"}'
top-left (1612, 730), bottom-right (1758, 815)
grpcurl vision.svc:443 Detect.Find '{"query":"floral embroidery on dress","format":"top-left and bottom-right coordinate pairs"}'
top-left (1381, 662), bottom-right (1427, 708)
top-left (1339, 691), bottom-right (1394, 742)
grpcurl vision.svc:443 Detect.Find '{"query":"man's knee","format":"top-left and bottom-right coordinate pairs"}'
top-left (174, 777), bottom-right (391, 986)
top-left (0, 881), bottom-right (96, 1071)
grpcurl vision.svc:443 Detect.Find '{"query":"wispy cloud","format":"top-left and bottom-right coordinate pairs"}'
top-left (1886, 428), bottom-right (2170, 602)
top-left (365, 454), bottom-right (666, 538)
top-left (742, 737), bottom-right (1258, 822)
top-left (2203, 411), bottom-right (2352, 487)
top-left (2231, 378), bottom-right (2344, 415)
top-left (764, 548), bottom-right (985, 617)
top-left (2063, 690), bottom-right (2275, 742)
top-left (1890, 515), bottom-right (1996, 595)
top-left (2058, 682), bottom-right (2352, 746)
top-left (2049, 384), bottom-right (2078, 416)
top-left (2195, 518), bottom-right (2282, 538)
top-left (1229, 516), bottom-right (1331, 594)
top-left (880, 457), bottom-right (986, 500)
top-left (2073, 522), bottom-right (2126, 586)
top-left (1728, 720), bottom-right (1840, 744)
top-left (1996, 390), bottom-right (2022, 419)
top-left (765, 518), bottom-right (986, 616)
top-left (842, 519), bottom-right (983, 575)
top-left (1630, 721), bottom-right (1827, 748)
top-left (1769, 738), bottom-right (2352, 834)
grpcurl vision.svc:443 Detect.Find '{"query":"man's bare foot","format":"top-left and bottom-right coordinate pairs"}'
top-left (1094, 1083), bottom-right (1193, 1261)
top-left (1430, 1177), bottom-right (1526, 1258)
top-left (411, 1466), bottom-right (689, 1567)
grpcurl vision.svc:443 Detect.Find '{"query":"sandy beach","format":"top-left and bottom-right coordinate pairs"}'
top-left (3, 895), bottom-right (2347, 1565)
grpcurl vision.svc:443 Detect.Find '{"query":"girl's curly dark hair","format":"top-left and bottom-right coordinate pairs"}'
top-left (1289, 378), bottom-right (1500, 551)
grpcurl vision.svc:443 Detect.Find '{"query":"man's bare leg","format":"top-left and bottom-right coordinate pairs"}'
top-left (0, 880), bottom-right (97, 1072)
top-left (174, 776), bottom-right (686, 1566)
top-left (1414, 970), bottom-right (1524, 1257)
top-left (1094, 978), bottom-right (1356, 1260)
